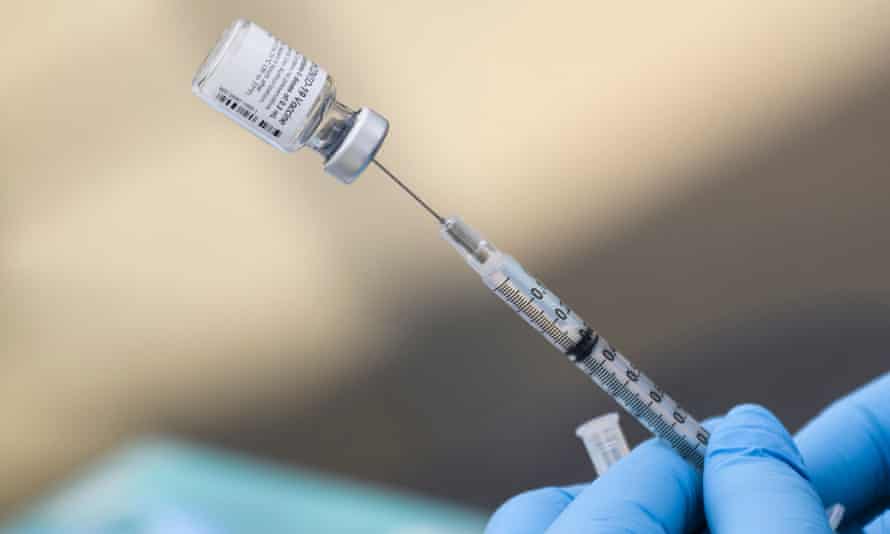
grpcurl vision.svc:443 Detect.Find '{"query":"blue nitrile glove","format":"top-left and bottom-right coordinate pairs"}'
top-left (485, 436), bottom-right (704, 534)
top-left (796, 372), bottom-right (890, 533)
top-left (703, 404), bottom-right (833, 533)
top-left (485, 372), bottom-right (890, 533)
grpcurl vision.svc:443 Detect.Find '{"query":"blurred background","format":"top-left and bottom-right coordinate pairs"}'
top-left (2, 0), bottom-right (890, 524)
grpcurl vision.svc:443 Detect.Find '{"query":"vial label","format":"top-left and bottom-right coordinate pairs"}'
top-left (198, 22), bottom-right (328, 151)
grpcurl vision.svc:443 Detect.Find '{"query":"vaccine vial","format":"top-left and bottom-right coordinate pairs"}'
top-left (192, 19), bottom-right (389, 183)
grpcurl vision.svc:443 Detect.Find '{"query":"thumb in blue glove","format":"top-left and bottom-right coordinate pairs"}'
top-left (704, 404), bottom-right (833, 534)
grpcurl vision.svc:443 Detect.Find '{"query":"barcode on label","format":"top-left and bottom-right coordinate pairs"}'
top-left (215, 90), bottom-right (282, 138)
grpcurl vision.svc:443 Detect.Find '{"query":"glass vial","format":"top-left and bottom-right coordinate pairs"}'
top-left (192, 19), bottom-right (388, 183)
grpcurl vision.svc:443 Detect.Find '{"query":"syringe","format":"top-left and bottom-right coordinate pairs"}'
top-left (440, 215), bottom-right (710, 468)
top-left (372, 160), bottom-right (710, 468)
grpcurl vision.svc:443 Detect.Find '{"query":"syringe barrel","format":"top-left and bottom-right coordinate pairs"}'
top-left (442, 217), bottom-right (587, 352)
top-left (442, 216), bottom-right (709, 468)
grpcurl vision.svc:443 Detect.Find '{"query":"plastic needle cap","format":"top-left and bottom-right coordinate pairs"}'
top-left (576, 413), bottom-right (631, 477)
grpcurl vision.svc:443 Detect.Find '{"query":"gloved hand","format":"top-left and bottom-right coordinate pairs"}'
top-left (485, 372), bottom-right (890, 533)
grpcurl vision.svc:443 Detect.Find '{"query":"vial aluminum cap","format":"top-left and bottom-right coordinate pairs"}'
top-left (324, 108), bottom-right (389, 183)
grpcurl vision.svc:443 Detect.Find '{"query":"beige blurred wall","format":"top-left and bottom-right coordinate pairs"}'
top-left (2, 0), bottom-right (890, 514)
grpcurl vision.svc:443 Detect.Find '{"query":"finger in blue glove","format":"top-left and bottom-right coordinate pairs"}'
top-left (796, 372), bottom-right (890, 525)
top-left (486, 438), bottom-right (702, 534)
top-left (705, 404), bottom-right (833, 534)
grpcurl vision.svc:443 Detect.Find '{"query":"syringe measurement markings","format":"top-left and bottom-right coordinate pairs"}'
top-left (582, 357), bottom-right (687, 448)
top-left (494, 279), bottom-right (576, 351)
top-left (581, 354), bottom-right (704, 467)
top-left (495, 267), bottom-right (704, 467)
top-left (494, 279), bottom-right (576, 349)
top-left (511, 296), bottom-right (573, 349)
top-left (442, 217), bottom-right (707, 469)
top-left (588, 359), bottom-right (699, 462)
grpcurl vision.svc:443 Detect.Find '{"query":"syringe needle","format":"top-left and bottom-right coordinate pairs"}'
top-left (372, 158), bottom-right (444, 224)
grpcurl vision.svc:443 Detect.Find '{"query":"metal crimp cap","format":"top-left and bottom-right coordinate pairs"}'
top-left (324, 107), bottom-right (389, 183)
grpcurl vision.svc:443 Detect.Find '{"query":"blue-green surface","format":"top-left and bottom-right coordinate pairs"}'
top-left (5, 439), bottom-right (486, 533)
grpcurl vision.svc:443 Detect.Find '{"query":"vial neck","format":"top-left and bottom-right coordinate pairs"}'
top-left (306, 99), bottom-right (356, 159)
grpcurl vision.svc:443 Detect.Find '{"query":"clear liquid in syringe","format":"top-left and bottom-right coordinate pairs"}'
top-left (441, 216), bottom-right (710, 469)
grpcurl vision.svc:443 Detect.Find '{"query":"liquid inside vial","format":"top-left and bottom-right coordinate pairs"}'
top-left (192, 19), bottom-right (337, 153)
